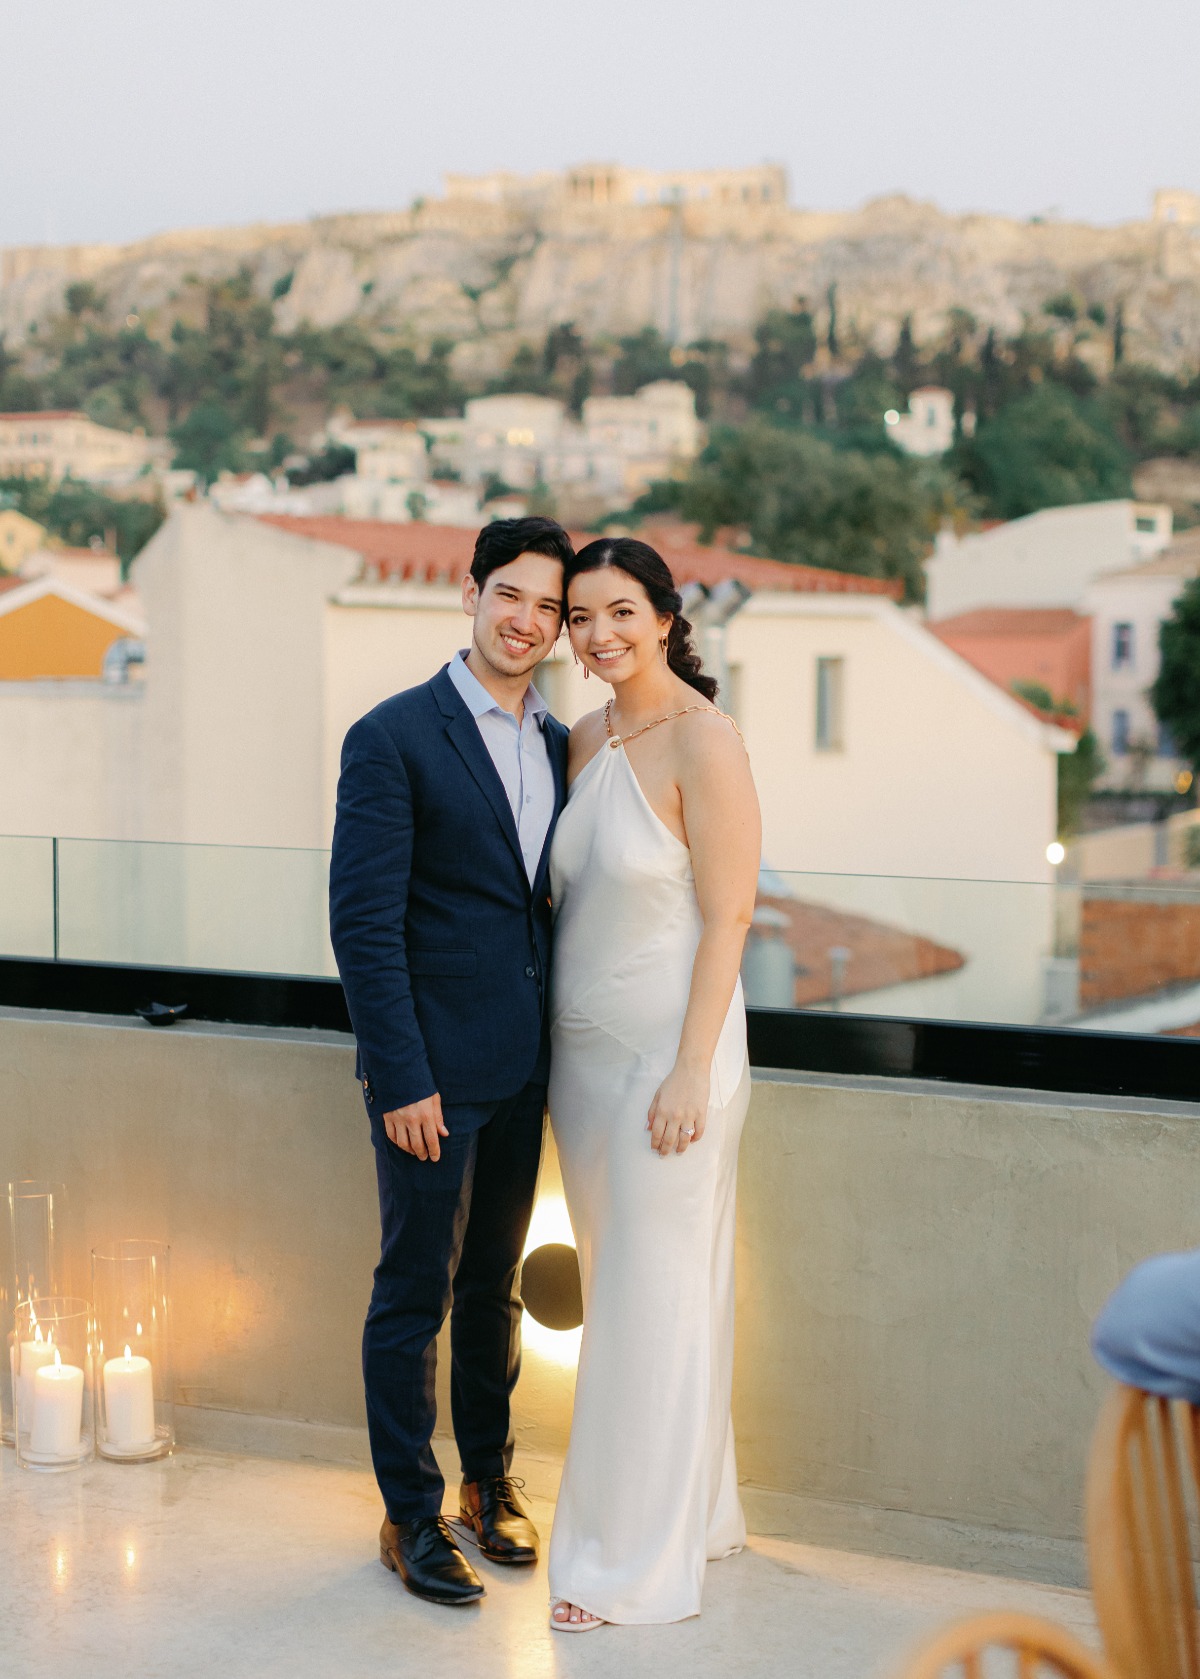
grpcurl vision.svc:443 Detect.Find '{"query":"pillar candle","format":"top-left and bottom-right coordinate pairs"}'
top-left (29, 1352), bottom-right (84, 1457)
top-left (17, 1332), bottom-right (56, 1425)
top-left (103, 1347), bottom-right (155, 1450)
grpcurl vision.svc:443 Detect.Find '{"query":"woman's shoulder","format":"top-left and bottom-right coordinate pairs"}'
top-left (567, 707), bottom-right (611, 776)
top-left (673, 703), bottom-right (752, 780)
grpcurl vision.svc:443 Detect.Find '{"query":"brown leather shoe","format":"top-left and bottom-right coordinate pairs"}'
top-left (380, 1515), bottom-right (485, 1605)
top-left (458, 1475), bottom-right (539, 1566)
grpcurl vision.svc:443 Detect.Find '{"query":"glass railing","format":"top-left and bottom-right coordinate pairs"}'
top-left (0, 836), bottom-right (335, 978)
top-left (3, 836), bottom-right (1200, 1038)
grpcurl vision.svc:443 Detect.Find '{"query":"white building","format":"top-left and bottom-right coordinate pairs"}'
top-left (884, 387), bottom-right (957, 457)
top-left (321, 382), bottom-right (703, 519)
top-left (0, 411), bottom-right (169, 485)
top-left (1084, 529), bottom-right (1200, 790)
top-left (925, 500), bottom-right (1173, 620)
top-left (0, 506), bottom-right (1073, 1024)
top-left (326, 416), bottom-right (429, 484)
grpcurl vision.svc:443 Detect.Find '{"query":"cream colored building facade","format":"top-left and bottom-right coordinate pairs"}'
top-left (0, 410), bottom-right (169, 485)
top-left (1083, 531), bottom-right (1200, 790)
top-left (925, 499), bottom-right (1174, 620)
top-left (320, 381), bottom-right (703, 517)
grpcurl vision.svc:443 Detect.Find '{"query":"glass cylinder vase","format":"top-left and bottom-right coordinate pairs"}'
top-left (13, 1296), bottom-right (94, 1471)
top-left (92, 1241), bottom-right (175, 1461)
top-left (3, 1181), bottom-right (69, 1447)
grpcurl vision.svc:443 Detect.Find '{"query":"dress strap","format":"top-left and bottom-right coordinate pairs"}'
top-left (604, 697), bottom-right (749, 753)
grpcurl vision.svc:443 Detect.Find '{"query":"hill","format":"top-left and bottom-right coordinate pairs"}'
top-left (4, 184), bottom-right (1200, 377)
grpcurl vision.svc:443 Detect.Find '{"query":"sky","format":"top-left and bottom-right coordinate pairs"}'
top-left (2, 0), bottom-right (1198, 248)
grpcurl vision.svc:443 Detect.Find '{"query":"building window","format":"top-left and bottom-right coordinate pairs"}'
top-left (1112, 622), bottom-right (1134, 669)
top-left (1112, 709), bottom-right (1131, 755)
top-left (1135, 516), bottom-right (1158, 533)
top-left (1158, 720), bottom-right (1179, 758)
top-left (815, 657), bottom-right (844, 752)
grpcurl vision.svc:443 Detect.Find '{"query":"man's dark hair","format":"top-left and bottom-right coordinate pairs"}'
top-left (470, 516), bottom-right (575, 590)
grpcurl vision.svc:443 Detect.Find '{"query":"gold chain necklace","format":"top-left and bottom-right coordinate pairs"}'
top-left (604, 695), bottom-right (755, 748)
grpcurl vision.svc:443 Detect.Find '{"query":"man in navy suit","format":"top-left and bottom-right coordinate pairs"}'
top-left (330, 517), bottom-right (574, 1607)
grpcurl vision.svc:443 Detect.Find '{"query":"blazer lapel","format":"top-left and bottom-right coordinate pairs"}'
top-left (439, 688), bottom-right (526, 886)
top-left (532, 717), bottom-right (568, 898)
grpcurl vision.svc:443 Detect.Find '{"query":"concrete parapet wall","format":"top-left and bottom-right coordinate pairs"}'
top-left (1, 1008), bottom-right (1197, 1583)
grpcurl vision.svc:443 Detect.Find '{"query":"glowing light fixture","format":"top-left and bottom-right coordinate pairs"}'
top-left (1046, 841), bottom-right (1066, 866)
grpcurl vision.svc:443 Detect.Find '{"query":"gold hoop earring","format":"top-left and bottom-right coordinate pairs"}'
top-left (583, 665), bottom-right (590, 680)
top-left (659, 636), bottom-right (669, 662)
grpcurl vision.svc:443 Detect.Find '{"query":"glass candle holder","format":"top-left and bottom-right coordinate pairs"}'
top-left (92, 1241), bottom-right (175, 1461)
top-left (13, 1296), bottom-right (94, 1471)
top-left (3, 1181), bottom-right (69, 1448)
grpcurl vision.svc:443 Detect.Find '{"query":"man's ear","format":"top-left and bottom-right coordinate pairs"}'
top-left (462, 573), bottom-right (479, 617)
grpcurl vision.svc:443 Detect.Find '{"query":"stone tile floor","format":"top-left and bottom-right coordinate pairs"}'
top-left (2, 1449), bottom-right (1100, 1679)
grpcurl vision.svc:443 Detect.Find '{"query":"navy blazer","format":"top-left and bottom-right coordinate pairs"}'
top-left (329, 664), bottom-right (568, 1116)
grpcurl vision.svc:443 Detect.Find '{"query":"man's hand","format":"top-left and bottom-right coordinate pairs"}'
top-left (383, 1094), bottom-right (449, 1162)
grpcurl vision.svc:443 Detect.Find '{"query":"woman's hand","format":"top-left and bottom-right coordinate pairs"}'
top-left (647, 1061), bottom-right (709, 1156)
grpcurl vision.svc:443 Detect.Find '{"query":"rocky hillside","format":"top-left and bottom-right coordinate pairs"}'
top-left (4, 193), bottom-right (1200, 376)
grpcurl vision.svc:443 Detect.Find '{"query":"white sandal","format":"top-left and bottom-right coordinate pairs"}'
top-left (550, 1599), bottom-right (606, 1633)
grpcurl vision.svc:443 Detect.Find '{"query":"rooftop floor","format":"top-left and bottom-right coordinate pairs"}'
top-left (4, 1448), bottom-right (1101, 1679)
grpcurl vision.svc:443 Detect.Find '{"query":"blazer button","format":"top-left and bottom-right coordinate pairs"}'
top-left (525, 966), bottom-right (536, 979)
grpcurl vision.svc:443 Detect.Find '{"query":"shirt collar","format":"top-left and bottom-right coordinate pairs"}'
top-left (449, 649), bottom-right (548, 724)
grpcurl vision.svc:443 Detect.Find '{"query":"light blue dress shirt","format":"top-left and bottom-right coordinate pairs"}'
top-left (447, 650), bottom-right (556, 885)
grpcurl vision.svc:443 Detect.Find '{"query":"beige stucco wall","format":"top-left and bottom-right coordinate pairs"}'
top-left (0, 681), bottom-right (144, 842)
top-left (2, 1007), bottom-right (1197, 1582)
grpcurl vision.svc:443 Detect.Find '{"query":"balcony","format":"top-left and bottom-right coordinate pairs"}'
top-left (1, 837), bottom-right (1197, 1674)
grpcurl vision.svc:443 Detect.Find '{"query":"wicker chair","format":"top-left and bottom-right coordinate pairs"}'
top-left (1086, 1383), bottom-right (1200, 1679)
top-left (894, 1610), bottom-right (1114, 1679)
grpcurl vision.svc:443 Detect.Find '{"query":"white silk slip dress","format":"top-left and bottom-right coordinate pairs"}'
top-left (546, 725), bottom-right (751, 1625)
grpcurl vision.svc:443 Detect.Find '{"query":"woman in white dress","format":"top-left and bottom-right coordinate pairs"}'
top-left (546, 537), bottom-right (761, 1630)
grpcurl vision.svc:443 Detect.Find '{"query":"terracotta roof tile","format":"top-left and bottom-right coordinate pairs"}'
top-left (255, 514), bottom-right (904, 598)
top-left (756, 893), bottom-right (965, 1006)
top-left (928, 607), bottom-right (1089, 638)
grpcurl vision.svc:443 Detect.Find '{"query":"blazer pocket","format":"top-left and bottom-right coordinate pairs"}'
top-left (407, 948), bottom-right (477, 977)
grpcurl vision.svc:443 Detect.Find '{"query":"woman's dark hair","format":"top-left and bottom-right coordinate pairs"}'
top-left (565, 537), bottom-right (718, 703)
top-left (470, 516), bottom-right (575, 590)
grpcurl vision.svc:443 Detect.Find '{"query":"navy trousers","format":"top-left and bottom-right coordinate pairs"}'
top-left (363, 1078), bottom-right (547, 1522)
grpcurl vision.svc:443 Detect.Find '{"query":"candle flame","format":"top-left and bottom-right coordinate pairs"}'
top-left (52, 1348), bottom-right (62, 1370)
top-left (34, 1323), bottom-right (44, 1345)
top-left (30, 1305), bottom-right (39, 1332)
top-left (124, 1345), bottom-right (133, 1362)
top-left (135, 1322), bottom-right (143, 1338)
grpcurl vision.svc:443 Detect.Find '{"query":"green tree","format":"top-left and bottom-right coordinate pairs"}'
top-left (745, 304), bottom-right (816, 410)
top-left (169, 402), bottom-right (247, 483)
top-left (0, 475), bottom-right (165, 565)
top-left (954, 385), bottom-right (1131, 519)
top-left (611, 328), bottom-right (675, 395)
top-left (675, 421), bottom-right (943, 597)
top-left (1152, 577), bottom-right (1200, 772)
top-left (1058, 729), bottom-right (1105, 837)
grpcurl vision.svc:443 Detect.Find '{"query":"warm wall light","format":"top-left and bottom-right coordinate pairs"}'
top-left (1046, 841), bottom-right (1066, 866)
top-left (520, 1193), bottom-right (583, 1367)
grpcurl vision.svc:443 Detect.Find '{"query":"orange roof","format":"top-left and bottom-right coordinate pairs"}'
top-left (757, 893), bottom-right (965, 1006)
top-left (0, 410), bottom-right (85, 422)
top-left (929, 607), bottom-right (1089, 638)
top-left (256, 514), bottom-right (905, 598)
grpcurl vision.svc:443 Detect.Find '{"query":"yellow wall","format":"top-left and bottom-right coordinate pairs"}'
top-left (0, 510), bottom-right (46, 571)
top-left (0, 594), bottom-right (122, 678)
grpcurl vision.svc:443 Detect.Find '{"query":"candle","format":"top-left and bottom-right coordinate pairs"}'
top-left (103, 1346), bottom-right (155, 1451)
top-left (29, 1349), bottom-right (84, 1457)
top-left (16, 1328), bottom-right (56, 1425)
